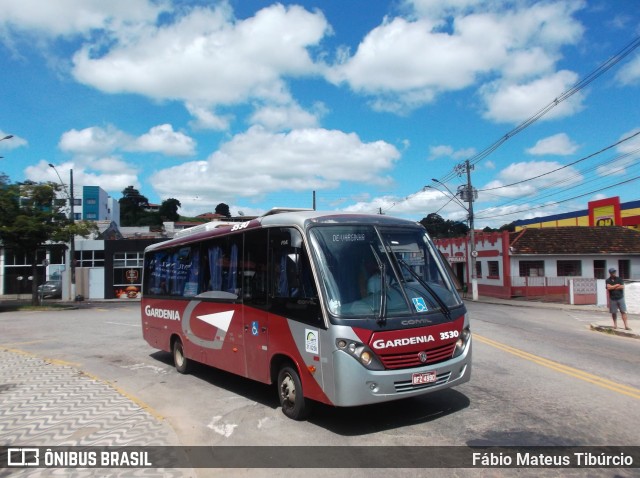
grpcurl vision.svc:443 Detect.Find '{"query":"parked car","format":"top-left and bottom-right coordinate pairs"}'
top-left (37, 281), bottom-right (62, 299)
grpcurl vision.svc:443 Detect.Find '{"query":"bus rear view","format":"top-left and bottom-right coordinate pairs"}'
top-left (141, 210), bottom-right (471, 420)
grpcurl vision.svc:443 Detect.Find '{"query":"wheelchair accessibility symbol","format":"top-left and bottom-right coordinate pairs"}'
top-left (251, 321), bottom-right (259, 336)
top-left (412, 297), bottom-right (428, 312)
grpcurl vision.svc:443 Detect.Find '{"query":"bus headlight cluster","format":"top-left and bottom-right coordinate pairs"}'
top-left (336, 339), bottom-right (384, 371)
top-left (452, 327), bottom-right (471, 358)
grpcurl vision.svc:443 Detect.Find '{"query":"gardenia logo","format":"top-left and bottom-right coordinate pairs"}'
top-left (372, 335), bottom-right (434, 349)
top-left (144, 305), bottom-right (181, 321)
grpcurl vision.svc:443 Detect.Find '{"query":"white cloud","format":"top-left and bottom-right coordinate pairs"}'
top-left (480, 70), bottom-right (585, 123)
top-left (596, 128), bottom-right (640, 177)
top-left (59, 125), bottom-right (126, 156)
top-left (25, 159), bottom-right (139, 196)
top-left (150, 125), bottom-right (400, 205)
top-left (428, 145), bottom-right (454, 160)
top-left (59, 124), bottom-right (195, 157)
top-left (526, 133), bottom-right (579, 156)
top-left (186, 103), bottom-right (232, 131)
top-left (490, 160), bottom-right (583, 195)
top-left (616, 53), bottom-right (640, 85)
top-left (342, 187), bottom-right (470, 222)
top-left (72, 4), bottom-right (329, 107)
top-left (328, 1), bottom-right (585, 115)
top-left (127, 124), bottom-right (196, 156)
top-left (0, 131), bottom-right (27, 149)
top-left (0, 0), bottom-right (167, 37)
top-left (428, 144), bottom-right (476, 161)
top-left (249, 102), bottom-right (324, 131)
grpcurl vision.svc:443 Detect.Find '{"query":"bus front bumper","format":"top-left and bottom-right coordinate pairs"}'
top-left (329, 337), bottom-right (472, 408)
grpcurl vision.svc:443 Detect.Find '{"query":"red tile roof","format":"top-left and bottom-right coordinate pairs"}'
top-left (509, 226), bottom-right (640, 254)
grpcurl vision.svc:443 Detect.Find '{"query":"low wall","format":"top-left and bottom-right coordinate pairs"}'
top-left (626, 282), bottom-right (640, 314)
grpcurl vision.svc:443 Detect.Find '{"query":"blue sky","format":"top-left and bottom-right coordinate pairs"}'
top-left (1, 0), bottom-right (639, 228)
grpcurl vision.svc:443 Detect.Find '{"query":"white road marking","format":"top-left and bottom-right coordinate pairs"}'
top-left (207, 415), bottom-right (238, 438)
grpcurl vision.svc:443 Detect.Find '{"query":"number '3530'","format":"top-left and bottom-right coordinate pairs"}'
top-left (440, 330), bottom-right (459, 340)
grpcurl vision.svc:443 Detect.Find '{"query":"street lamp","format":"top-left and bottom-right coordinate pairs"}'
top-left (431, 178), bottom-right (478, 301)
top-left (0, 135), bottom-right (13, 159)
top-left (48, 164), bottom-right (75, 301)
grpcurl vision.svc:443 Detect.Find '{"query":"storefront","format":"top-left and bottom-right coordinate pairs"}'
top-left (104, 239), bottom-right (165, 299)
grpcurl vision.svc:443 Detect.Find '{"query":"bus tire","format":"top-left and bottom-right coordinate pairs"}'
top-left (277, 365), bottom-right (311, 420)
top-left (173, 338), bottom-right (191, 374)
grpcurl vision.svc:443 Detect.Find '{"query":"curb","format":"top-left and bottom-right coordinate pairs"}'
top-left (590, 323), bottom-right (639, 339)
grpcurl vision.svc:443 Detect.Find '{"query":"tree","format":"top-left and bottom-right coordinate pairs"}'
top-left (159, 198), bottom-right (181, 222)
top-left (119, 186), bottom-right (150, 226)
top-left (419, 213), bottom-right (469, 238)
top-left (0, 177), bottom-right (96, 305)
top-left (482, 222), bottom-right (516, 233)
top-left (215, 203), bottom-right (231, 218)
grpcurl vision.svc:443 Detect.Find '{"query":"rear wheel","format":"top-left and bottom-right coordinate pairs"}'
top-left (173, 338), bottom-right (191, 374)
top-left (277, 365), bottom-right (312, 420)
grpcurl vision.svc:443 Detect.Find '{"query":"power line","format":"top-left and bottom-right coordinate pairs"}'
top-left (478, 131), bottom-right (640, 192)
top-left (471, 142), bottom-right (640, 215)
top-left (438, 34), bottom-right (640, 183)
top-left (474, 174), bottom-right (640, 221)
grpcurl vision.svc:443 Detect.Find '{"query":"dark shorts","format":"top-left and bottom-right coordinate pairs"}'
top-left (609, 297), bottom-right (627, 314)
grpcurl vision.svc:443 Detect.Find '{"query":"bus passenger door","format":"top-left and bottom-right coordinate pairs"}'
top-left (243, 229), bottom-right (271, 382)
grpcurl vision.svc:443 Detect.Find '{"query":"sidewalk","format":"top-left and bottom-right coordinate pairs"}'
top-left (471, 295), bottom-right (639, 339)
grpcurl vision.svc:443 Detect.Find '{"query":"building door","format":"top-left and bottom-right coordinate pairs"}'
top-left (89, 268), bottom-right (105, 299)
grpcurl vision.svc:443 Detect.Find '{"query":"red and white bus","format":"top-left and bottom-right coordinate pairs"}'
top-left (141, 208), bottom-right (471, 419)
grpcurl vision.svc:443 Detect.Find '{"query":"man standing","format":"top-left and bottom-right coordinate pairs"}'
top-left (606, 268), bottom-right (631, 330)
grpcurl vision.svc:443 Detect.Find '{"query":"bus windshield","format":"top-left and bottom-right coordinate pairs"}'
top-left (309, 225), bottom-right (462, 319)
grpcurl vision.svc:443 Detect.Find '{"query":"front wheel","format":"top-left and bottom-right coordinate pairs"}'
top-left (277, 365), bottom-right (312, 420)
top-left (173, 338), bottom-right (191, 374)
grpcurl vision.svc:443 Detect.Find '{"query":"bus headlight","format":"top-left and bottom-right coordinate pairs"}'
top-left (336, 338), bottom-right (384, 371)
top-left (452, 327), bottom-right (471, 358)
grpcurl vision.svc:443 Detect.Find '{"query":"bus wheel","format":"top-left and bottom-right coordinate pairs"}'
top-left (277, 365), bottom-right (311, 420)
top-left (173, 338), bottom-right (191, 374)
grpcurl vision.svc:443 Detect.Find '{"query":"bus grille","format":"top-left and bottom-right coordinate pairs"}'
top-left (379, 342), bottom-right (456, 370)
top-left (394, 372), bottom-right (451, 392)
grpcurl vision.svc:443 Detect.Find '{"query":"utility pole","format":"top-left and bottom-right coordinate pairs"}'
top-left (48, 164), bottom-right (76, 301)
top-left (456, 160), bottom-right (478, 301)
top-left (69, 169), bottom-right (76, 301)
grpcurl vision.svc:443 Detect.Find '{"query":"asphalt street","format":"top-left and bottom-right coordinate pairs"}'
top-left (0, 297), bottom-right (637, 477)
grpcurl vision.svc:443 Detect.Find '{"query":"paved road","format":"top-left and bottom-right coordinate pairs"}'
top-left (0, 299), bottom-right (638, 477)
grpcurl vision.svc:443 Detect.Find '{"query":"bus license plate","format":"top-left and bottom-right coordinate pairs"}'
top-left (412, 371), bottom-right (437, 385)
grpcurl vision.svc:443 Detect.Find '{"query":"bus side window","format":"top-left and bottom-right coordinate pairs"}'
top-left (243, 229), bottom-right (269, 306)
top-left (201, 236), bottom-right (242, 299)
top-left (143, 245), bottom-right (201, 297)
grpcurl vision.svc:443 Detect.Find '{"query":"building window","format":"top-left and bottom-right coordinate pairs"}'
top-left (76, 250), bottom-right (105, 267)
top-left (476, 261), bottom-right (482, 278)
top-left (86, 198), bottom-right (97, 205)
top-left (618, 260), bottom-right (630, 280)
top-left (488, 261), bottom-right (500, 278)
top-left (594, 260), bottom-right (606, 279)
top-left (557, 260), bottom-right (582, 277)
top-left (113, 252), bottom-right (144, 268)
top-left (519, 260), bottom-right (544, 277)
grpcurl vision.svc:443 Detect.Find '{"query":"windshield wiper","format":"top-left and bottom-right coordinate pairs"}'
top-left (396, 256), bottom-right (451, 321)
top-left (369, 242), bottom-right (387, 325)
